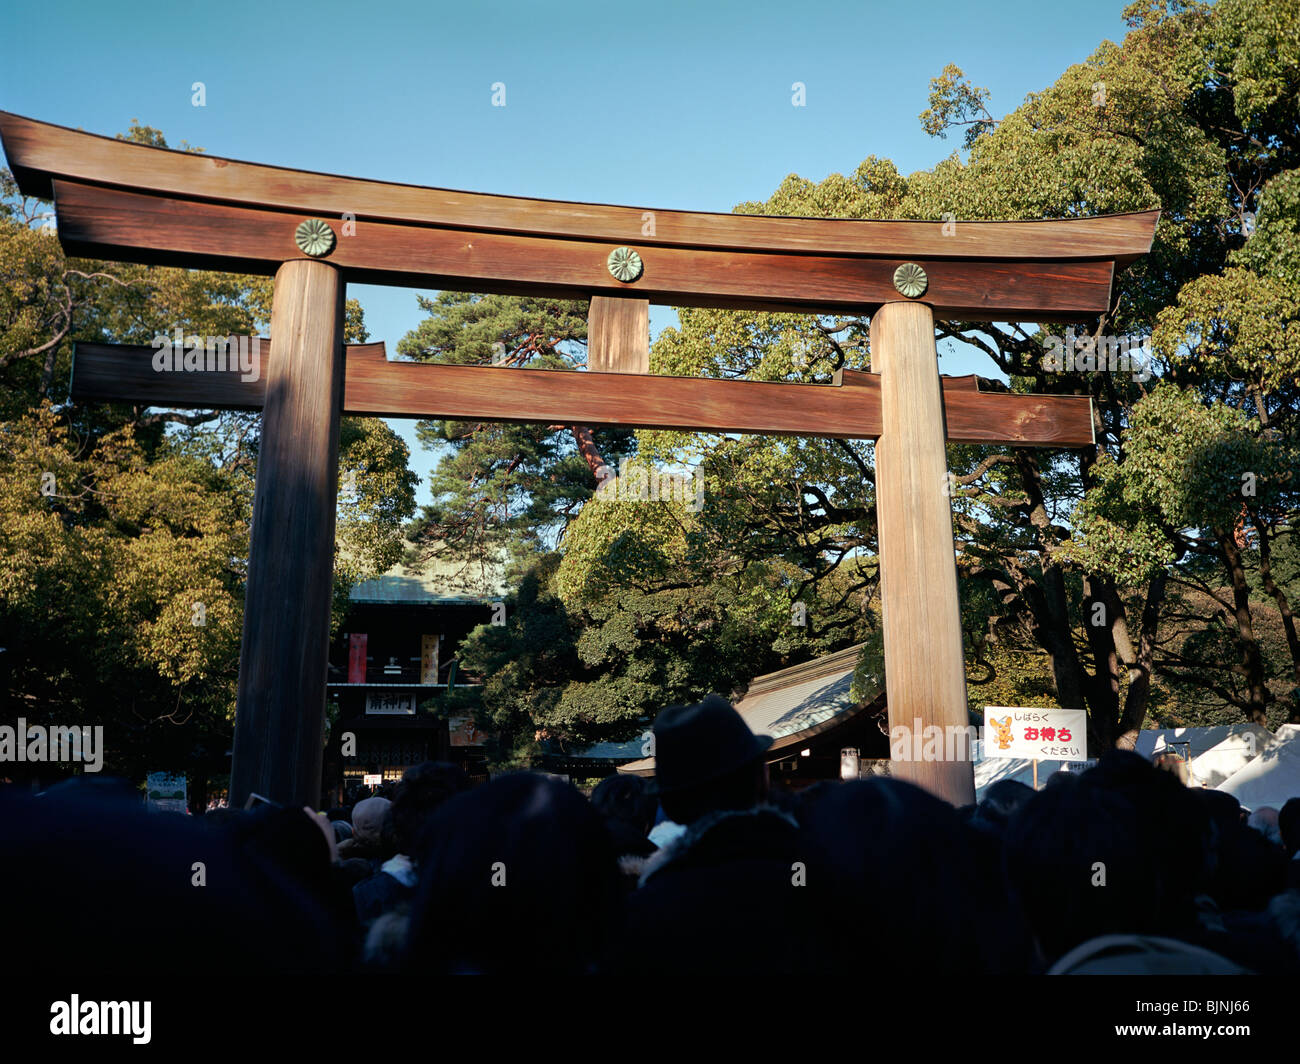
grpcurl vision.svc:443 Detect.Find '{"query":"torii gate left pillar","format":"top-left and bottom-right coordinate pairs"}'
top-left (229, 259), bottom-right (344, 808)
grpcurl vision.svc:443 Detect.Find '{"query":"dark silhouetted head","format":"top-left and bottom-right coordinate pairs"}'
top-left (0, 787), bottom-right (350, 974)
top-left (802, 777), bottom-right (1019, 974)
top-left (652, 695), bottom-right (772, 825)
top-left (391, 762), bottom-right (470, 856)
top-left (1280, 798), bottom-right (1300, 859)
top-left (972, 778), bottom-right (1036, 835)
top-left (1004, 751), bottom-right (1212, 964)
top-left (404, 773), bottom-right (620, 974)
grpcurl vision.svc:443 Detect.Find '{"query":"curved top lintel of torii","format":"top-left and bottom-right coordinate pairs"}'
top-left (0, 110), bottom-right (1158, 319)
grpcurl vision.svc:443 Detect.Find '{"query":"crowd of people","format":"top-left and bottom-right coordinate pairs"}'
top-left (4, 694), bottom-right (1300, 975)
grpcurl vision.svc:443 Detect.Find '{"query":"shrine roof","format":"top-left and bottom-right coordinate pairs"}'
top-left (347, 543), bottom-right (509, 605)
top-left (619, 644), bottom-right (880, 778)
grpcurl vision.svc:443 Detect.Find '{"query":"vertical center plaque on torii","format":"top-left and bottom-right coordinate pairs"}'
top-left (0, 110), bottom-right (1157, 807)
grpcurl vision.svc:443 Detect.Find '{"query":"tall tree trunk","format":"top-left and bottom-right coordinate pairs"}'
top-left (1116, 571), bottom-right (1167, 749)
top-left (1216, 526), bottom-right (1271, 724)
top-left (1254, 515), bottom-right (1300, 684)
top-left (38, 341), bottom-right (60, 398)
top-left (1082, 575), bottom-right (1123, 743)
top-left (1016, 451), bottom-right (1118, 749)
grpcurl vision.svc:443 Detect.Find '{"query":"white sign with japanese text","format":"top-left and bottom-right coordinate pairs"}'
top-left (984, 707), bottom-right (1087, 762)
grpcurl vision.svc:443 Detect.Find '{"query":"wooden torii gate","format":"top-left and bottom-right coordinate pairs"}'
top-left (0, 112), bottom-right (1157, 808)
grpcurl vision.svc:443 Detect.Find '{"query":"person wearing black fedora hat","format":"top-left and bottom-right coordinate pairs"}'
top-left (649, 694), bottom-right (774, 824)
top-left (612, 695), bottom-right (830, 973)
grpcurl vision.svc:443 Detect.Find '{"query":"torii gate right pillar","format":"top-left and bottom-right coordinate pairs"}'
top-left (871, 300), bottom-right (976, 805)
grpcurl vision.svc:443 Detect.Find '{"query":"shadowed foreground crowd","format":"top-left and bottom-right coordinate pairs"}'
top-left (4, 695), bottom-right (1300, 975)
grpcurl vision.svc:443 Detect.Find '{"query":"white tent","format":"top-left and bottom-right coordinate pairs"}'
top-left (1185, 724), bottom-right (1276, 788)
top-left (1134, 723), bottom-right (1265, 762)
top-left (1216, 724), bottom-right (1300, 811)
top-left (974, 756), bottom-right (1071, 800)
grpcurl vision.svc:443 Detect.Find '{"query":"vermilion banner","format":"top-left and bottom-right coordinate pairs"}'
top-left (348, 633), bottom-right (367, 685)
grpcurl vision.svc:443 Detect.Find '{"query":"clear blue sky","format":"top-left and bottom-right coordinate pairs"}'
top-left (1, 0), bottom-right (1134, 502)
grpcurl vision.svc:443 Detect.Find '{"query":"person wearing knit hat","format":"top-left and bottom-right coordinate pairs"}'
top-left (350, 796), bottom-right (391, 848)
top-left (337, 796), bottom-right (394, 873)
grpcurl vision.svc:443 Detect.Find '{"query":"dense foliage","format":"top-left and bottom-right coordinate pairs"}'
top-left (0, 126), bottom-right (416, 783)
top-left (416, 0), bottom-right (1300, 759)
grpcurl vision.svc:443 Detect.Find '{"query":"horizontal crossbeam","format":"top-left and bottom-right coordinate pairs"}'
top-left (0, 111), bottom-right (1159, 319)
top-left (72, 340), bottom-right (1095, 446)
top-left (51, 182), bottom-right (1119, 318)
top-left (0, 111), bottom-right (1158, 263)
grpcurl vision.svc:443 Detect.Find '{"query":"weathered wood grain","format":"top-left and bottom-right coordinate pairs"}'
top-left (71, 340), bottom-right (1096, 446)
top-left (872, 300), bottom-right (976, 806)
top-left (588, 296), bottom-right (649, 373)
top-left (51, 181), bottom-right (1121, 318)
top-left (1, 110), bottom-right (1159, 263)
top-left (228, 260), bottom-right (345, 809)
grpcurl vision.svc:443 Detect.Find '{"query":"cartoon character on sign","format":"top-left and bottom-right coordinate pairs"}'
top-left (990, 715), bottom-right (1014, 751)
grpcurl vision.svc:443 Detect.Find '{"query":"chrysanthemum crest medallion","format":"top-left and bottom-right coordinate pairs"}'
top-left (294, 219), bottom-right (336, 258)
top-left (607, 246), bottom-right (644, 283)
top-left (893, 262), bottom-right (928, 298)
